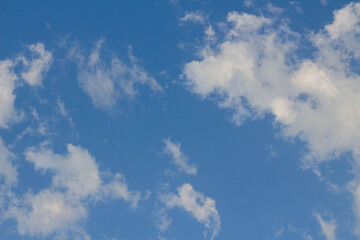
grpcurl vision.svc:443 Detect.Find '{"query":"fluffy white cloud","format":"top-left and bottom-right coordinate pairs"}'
top-left (314, 213), bottom-right (337, 240)
top-left (183, 1), bottom-right (360, 235)
top-left (69, 39), bottom-right (162, 110)
top-left (25, 144), bottom-right (102, 197)
top-left (183, 2), bottom-right (360, 168)
top-left (161, 183), bottom-right (220, 240)
top-left (0, 43), bottom-right (52, 128)
top-left (163, 139), bottom-right (197, 175)
top-left (325, 2), bottom-right (360, 40)
top-left (7, 189), bottom-right (89, 238)
top-left (5, 143), bottom-right (144, 239)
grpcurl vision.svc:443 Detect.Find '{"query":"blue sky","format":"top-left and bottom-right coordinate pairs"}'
top-left (0, 0), bottom-right (360, 239)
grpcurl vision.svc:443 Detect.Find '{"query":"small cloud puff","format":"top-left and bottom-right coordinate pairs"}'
top-left (160, 183), bottom-right (221, 240)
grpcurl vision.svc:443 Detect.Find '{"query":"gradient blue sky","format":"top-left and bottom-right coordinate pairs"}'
top-left (0, 1), bottom-right (359, 240)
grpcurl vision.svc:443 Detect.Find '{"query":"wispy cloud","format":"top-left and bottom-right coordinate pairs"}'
top-left (18, 43), bottom-right (53, 86)
top-left (181, 11), bottom-right (206, 24)
top-left (163, 138), bottom-right (197, 175)
top-left (0, 138), bottom-right (17, 186)
top-left (153, 207), bottom-right (172, 232)
top-left (314, 213), bottom-right (337, 240)
top-left (68, 39), bottom-right (162, 111)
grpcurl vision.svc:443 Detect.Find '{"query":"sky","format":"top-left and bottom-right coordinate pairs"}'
top-left (0, 0), bottom-right (360, 239)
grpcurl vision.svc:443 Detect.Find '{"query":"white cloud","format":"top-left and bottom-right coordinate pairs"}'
top-left (266, 3), bottom-right (284, 14)
top-left (183, 2), bottom-right (360, 166)
top-left (161, 183), bottom-right (220, 240)
top-left (181, 11), bottom-right (205, 24)
top-left (0, 138), bottom-right (17, 186)
top-left (350, 182), bottom-right (360, 236)
top-left (7, 189), bottom-right (89, 238)
top-left (5, 143), bottom-right (144, 238)
top-left (69, 39), bottom-right (162, 111)
top-left (287, 224), bottom-right (314, 240)
top-left (169, 0), bottom-right (180, 6)
top-left (181, 11), bottom-right (216, 43)
top-left (183, 2), bottom-right (360, 235)
top-left (274, 225), bottom-right (284, 238)
top-left (25, 144), bottom-right (102, 197)
top-left (243, 0), bottom-right (254, 8)
top-left (153, 207), bottom-right (172, 232)
top-left (163, 139), bottom-right (197, 175)
top-left (226, 12), bottom-right (271, 33)
top-left (98, 173), bottom-right (143, 208)
top-left (320, 0), bottom-right (327, 6)
top-left (288, 1), bottom-right (303, 13)
top-left (45, 22), bottom-right (51, 29)
top-left (314, 213), bottom-right (337, 240)
top-left (0, 59), bottom-right (18, 128)
top-left (19, 43), bottom-right (53, 86)
top-left (0, 43), bottom-right (52, 128)
top-left (0, 137), bottom-right (17, 217)
top-left (57, 99), bottom-right (67, 116)
top-left (205, 25), bottom-right (215, 39)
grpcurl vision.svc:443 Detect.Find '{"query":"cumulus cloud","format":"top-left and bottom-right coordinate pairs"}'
top-left (25, 144), bottom-right (102, 197)
top-left (69, 39), bottom-right (162, 111)
top-left (314, 213), bottom-right (337, 240)
top-left (184, 2), bottom-right (360, 167)
top-left (5, 143), bottom-right (144, 239)
top-left (183, 1), bottom-right (360, 235)
top-left (163, 139), bottom-right (197, 175)
top-left (0, 43), bottom-right (52, 128)
top-left (7, 189), bottom-right (89, 238)
top-left (161, 183), bottom-right (220, 240)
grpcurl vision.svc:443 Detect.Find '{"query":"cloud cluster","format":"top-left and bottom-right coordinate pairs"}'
top-left (184, 3), bottom-right (360, 163)
top-left (161, 183), bottom-right (221, 240)
top-left (183, 1), bottom-right (360, 235)
top-left (0, 41), bottom-right (149, 239)
top-left (4, 144), bottom-right (143, 239)
top-left (69, 39), bottom-right (162, 111)
top-left (156, 139), bottom-right (219, 239)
